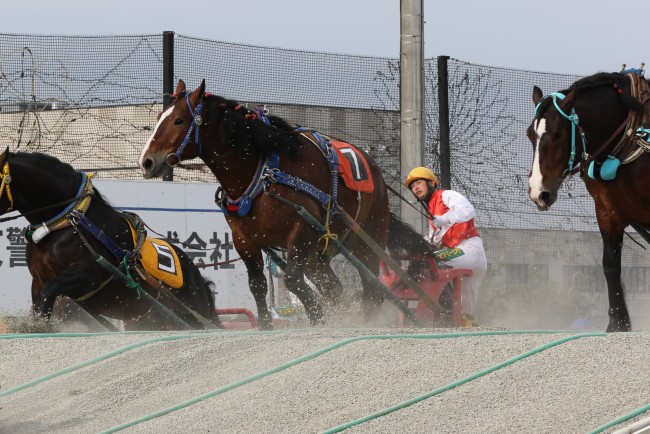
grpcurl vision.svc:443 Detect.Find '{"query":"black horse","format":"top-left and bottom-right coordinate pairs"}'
top-left (527, 71), bottom-right (650, 332)
top-left (0, 149), bottom-right (222, 331)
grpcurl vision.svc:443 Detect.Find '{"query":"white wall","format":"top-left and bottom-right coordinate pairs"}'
top-left (0, 180), bottom-right (262, 315)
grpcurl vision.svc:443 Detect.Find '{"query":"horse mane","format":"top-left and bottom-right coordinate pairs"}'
top-left (12, 151), bottom-right (110, 204)
top-left (565, 72), bottom-right (642, 111)
top-left (535, 72), bottom-right (643, 119)
top-left (206, 95), bottom-right (302, 158)
top-left (14, 151), bottom-right (70, 170)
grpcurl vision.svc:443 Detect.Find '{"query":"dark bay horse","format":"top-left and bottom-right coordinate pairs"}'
top-left (527, 71), bottom-right (650, 332)
top-left (0, 149), bottom-right (222, 331)
top-left (138, 80), bottom-right (428, 329)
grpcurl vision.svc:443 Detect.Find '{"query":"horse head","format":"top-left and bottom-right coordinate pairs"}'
top-left (527, 86), bottom-right (579, 211)
top-left (139, 79), bottom-right (302, 182)
top-left (139, 79), bottom-right (207, 178)
top-left (527, 72), bottom-right (644, 211)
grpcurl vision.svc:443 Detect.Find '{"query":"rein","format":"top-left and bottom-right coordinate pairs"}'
top-left (385, 184), bottom-right (434, 221)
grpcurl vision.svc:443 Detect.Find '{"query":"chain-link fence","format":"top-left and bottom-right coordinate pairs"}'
top-left (1, 32), bottom-right (649, 328)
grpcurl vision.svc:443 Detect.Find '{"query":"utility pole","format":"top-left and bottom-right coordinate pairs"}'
top-left (399, 0), bottom-right (425, 231)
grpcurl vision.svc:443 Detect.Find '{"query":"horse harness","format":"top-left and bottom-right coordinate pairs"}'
top-left (213, 112), bottom-right (356, 248)
top-left (26, 171), bottom-right (95, 243)
top-left (583, 72), bottom-right (650, 171)
top-left (171, 95), bottom-right (362, 242)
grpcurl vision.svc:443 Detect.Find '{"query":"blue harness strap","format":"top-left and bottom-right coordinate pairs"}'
top-left (534, 92), bottom-right (588, 176)
top-left (305, 130), bottom-right (340, 206)
top-left (219, 155), bottom-right (273, 217)
top-left (69, 210), bottom-right (131, 263)
top-left (267, 163), bottom-right (332, 206)
top-left (174, 94), bottom-right (203, 159)
top-left (216, 129), bottom-right (341, 219)
top-left (217, 151), bottom-right (333, 217)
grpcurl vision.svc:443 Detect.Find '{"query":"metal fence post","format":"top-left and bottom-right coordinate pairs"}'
top-left (437, 55), bottom-right (451, 189)
top-left (162, 31), bottom-right (175, 181)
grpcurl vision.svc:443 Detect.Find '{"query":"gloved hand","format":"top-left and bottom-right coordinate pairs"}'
top-left (433, 214), bottom-right (451, 228)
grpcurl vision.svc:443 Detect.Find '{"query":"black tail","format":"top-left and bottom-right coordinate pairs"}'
top-left (203, 277), bottom-right (224, 329)
top-left (387, 212), bottom-right (435, 256)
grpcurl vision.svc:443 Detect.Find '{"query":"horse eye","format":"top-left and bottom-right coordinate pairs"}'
top-left (174, 118), bottom-right (184, 125)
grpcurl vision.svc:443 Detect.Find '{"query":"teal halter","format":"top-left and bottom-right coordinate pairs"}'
top-left (534, 92), bottom-right (588, 177)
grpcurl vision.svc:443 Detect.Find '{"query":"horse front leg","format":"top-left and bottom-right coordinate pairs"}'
top-left (32, 263), bottom-right (99, 319)
top-left (599, 224), bottom-right (631, 332)
top-left (284, 239), bottom-right (324, 326)
top-left (240, 254), bottom-right (273, 330)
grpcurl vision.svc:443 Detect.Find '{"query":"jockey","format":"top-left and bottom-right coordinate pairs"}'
top-left (406, 167), bottom-right (487, 327)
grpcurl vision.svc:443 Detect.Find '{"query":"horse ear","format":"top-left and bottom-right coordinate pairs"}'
top-left (0, 147), bottom-right (8, 165)
top-left (559, 90), bottom-right (577, 112)
top-left (175, 80), bottom-right (186, 96)
top-left (189, 80), bottom-right (206, 103)
top-left (532, 86), bottom-right (544, 105)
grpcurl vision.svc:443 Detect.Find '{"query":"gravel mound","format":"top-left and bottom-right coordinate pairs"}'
top-left (1, 327), bottom-right (649, 434)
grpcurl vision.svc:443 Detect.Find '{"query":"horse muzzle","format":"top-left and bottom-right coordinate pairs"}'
top-left (531, 190), bottom-right (556, 211)
top-left (140, 154), bottom-right (170, 179)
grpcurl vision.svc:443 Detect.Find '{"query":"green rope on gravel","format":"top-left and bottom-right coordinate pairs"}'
top-left (121, 256), bottom-right (142, 296)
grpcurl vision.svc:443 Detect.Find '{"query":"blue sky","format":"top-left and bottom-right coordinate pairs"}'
top-left (2, 0), bottom-right (647, 75)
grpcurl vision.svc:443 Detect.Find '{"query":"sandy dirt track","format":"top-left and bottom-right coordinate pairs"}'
top-left (1, 326), bottom-right (649, 434)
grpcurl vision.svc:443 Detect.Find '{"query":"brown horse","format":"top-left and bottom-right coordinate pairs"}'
top-left (138, 80), bottom-right (425, 329)
top-left (0, 149), bottom-right (222, 331)
top-left (527, 71), bottom-right (650, 332)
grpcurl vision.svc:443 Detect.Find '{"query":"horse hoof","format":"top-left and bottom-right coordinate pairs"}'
top-left (606, 324), bottom-right (631, 333)
top-left (304, 303), bottom-right (324, 326)
top-left (309, 316), bottom-right (325, 326)
top-left (606, 318), bottom-right (631, 332)
top-left (258, 323), bottom-right (274, 331)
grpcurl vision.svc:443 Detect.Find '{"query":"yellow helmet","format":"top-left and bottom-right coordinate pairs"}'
top-left (405, 167), bottom-right (438, 188)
